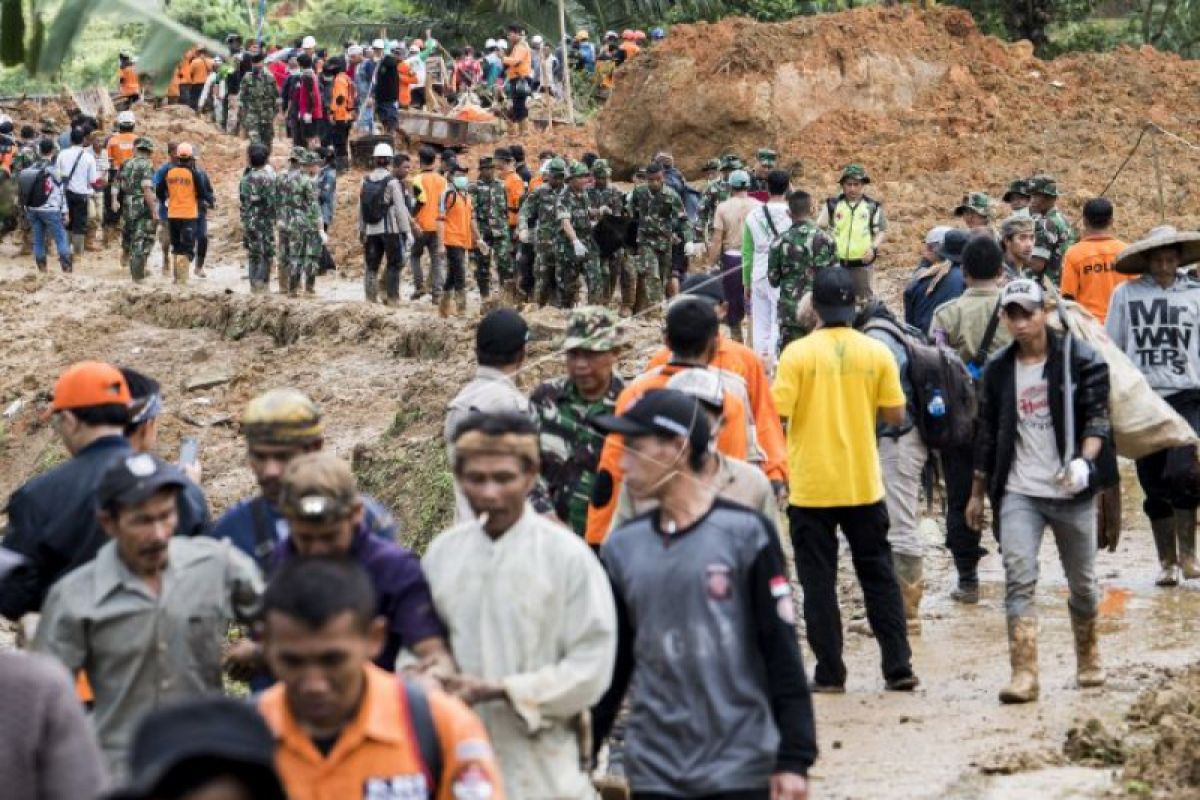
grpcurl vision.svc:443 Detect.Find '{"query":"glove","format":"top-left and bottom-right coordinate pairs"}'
top-left (518, 228), bottom-right (531, 244)
top-left (319, 230), bottom-right (329, 245)
top-left (572, 239), bottom-right (587, 258)
top-left (683, 242), bottom-right (703, 258)
top-left (478, 240), bottom-right (491, 256)
top-left (1059, 458), bottom-right (1092, 495)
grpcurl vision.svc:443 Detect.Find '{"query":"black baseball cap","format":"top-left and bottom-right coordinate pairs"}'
top-left (104, 697), bottom-right (286, 800)
top-left (97, 453), bottom-right (187, 510)
top-left (666, 295), bottom-right (719, 341)
top-left (812, 267), bottom-right (856, 324)
top-left (679, 273), bottom-right (726, 305)
top-left (476, 308), bottom-right (529, 357)
top-left (592, 388), bottom-right (711, 445)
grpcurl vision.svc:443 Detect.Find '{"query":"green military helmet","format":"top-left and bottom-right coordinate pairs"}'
top-left (547, 157), bottom-right (568, 177)
top-left (289, 146), bottom-right (310, 163)
top-left (301, 150), bottom-right (323, 165)
top-left (1002, 178), bottom-right (1031, 202)
top-left (134, 136), bottom-right (155, 153)
top-left (561, 306), bottom-right (622, 352)
top-left (756, 148), bottom-right (778, 166)
top-left (954, 191), bottom-right (995, 219)
top-left (568, 161), bottom-right (590, 179)
top-left (702, 157), bottom-right (721, 172)
top-left (591, 158), bottom-right (612, 177)
top-left (839, 163), bottom-right (870, 184)
top-left (719, 154), bottom-right (742, 172)
top-left (241, 388), bottom-right (324, 445)
top-left (1028, 175), bottom-right (1059, 197)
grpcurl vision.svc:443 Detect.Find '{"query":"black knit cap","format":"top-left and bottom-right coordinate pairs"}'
top-left (476, 308), bottom-right (529, 357)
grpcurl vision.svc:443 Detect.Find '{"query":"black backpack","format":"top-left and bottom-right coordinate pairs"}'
top-left (360, 176), bottom-right (392, 226)
top-left (20, 165), bottom-right (54, 209)
top-left (864, 316), bottom-right (977, 450)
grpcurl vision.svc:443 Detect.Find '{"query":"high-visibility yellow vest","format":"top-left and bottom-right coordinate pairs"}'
top-left (829, 197), bottom-right (879, 261)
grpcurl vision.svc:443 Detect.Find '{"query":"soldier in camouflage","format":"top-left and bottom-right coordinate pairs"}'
top-left (553, 161), bottom-right (603, 308)
top-left (696, 154), bottom-right (737, 244)
top-left (1002, 178), bottom-right (1032, 215)
top-left (288, 150), bottom-right (325, 295)
top-left (1028, 175), bottom-right (1076, 286)
top-left (954, 191), bottom-right (998, 238)
top-left (238, 142), bottom-right (278, 293)
top-left (767, 189), bottom-right (837, 349)
top-left (468, 155), bottom-right (512, 307)
top-left (275, 148), bottom-right (306, 294)
top-left (750, 148), bottom-right (776, 193)
top-left (529, 306), bottom-right (625, 539)
top-left (11, 126), bottom-right (38, 255)
top-left (628, 161), bottom-right (694, 311)
top-left (118, 136), bottom-right (157, 283)
top-left (518, 157), bottom-right (567, 306)
top-left (588, 159), bottom-right (631, 313)
top-left (239, 52), bottom-right (279, 153)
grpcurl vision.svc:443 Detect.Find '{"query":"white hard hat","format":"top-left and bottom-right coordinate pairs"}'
top-left (485, 38), bottom-right (497, 48)
top-left (117, 110), bottom-right (135, 126)
top-left (390, 40), bottom-right (402, 52)
top-left (531, 34), bottom-right (543, 45)
top-left (373, 142), bottom-right (394, 159)
top-left (302, 35), bottom-right (317, 49)
top-left (372, 38), bottom-right (386, 50)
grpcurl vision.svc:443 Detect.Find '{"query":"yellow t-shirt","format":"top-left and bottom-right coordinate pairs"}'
top-left (771, 326), bottom-right (905, 507)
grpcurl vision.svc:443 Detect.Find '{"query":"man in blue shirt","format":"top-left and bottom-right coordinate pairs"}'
top-left (212, 388), bottom-right (397, 571)
top-left (904, 227), bottom-right (967, 334)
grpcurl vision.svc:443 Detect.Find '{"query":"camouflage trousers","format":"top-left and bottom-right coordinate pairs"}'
top-left (245, 225), bottom-right (276, 290)
top-left (287, 230), bottom-right (322, 291)
top-left (533, 238), bottom-right (558, 306)
top-left (244, 116), bottom-right (275, 152)
top-left (554, 244), bottom-right (603, 309)
top-left (471, 229), bottom-right (513, 297)
top-left (635, 243), bottom-right (672, 309)
top-left (602, 249), bottom-right (632, 308)
top-left (122, 213), bottom-right (156, 282)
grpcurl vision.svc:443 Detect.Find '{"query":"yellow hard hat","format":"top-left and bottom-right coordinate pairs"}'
top-left (241, 388), bottom-right (323, 444)
top-left (575, 30), bottom-right (589, 41)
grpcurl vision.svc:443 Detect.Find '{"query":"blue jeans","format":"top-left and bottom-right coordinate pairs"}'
top-left (28, 208), bottom-right (70, 268)
top-left (999, 492), bottom-right (1099, 619)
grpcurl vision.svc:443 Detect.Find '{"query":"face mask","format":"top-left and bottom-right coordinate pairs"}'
top-left (453, 176), bottom-right (469, 190)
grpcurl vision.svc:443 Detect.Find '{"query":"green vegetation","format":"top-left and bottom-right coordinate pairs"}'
top-left (353, 432), bottom-right (454, 555)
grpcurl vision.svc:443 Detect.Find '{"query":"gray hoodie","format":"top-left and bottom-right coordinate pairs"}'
top-left (1106, 272), bottom-right (1200, 396)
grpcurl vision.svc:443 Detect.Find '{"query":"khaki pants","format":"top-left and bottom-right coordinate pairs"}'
top-left (878, 427), bottom-right (928, 559)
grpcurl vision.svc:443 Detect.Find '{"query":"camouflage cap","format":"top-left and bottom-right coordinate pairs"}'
top-left (1000, 213), bottom-right (1036, 239)
top-left (719, 154), bottom-right (741, 171)
top-left (591, 158), bottom-right (612, 177)
top-left (301, 150), bottom-right (323, 165)
top-left (547, 157), bottom-right (568, 176)
top-left (568, 160), bottom-right (590, 178)
top-left (839, 163), bottom-right (870, 184)
top-left (954, 191), bottom-right (995, 218)
top-left (39, 117), bottom-right (57, 134)
top-left (241, 388), bottom-right (324, 445)
top-left (134, 136), bottom-right (154, 152)
top-left (702, 158), bottom-right (720, 171)
top-left (562, 306), bottom-right (622, 351)
top-left (1028, 175), bottom-right (1059, 197)
top-left (756, 148), bottom-right (778, 165)
top-left (278, 452), bottom-right (358, 523)
top-left (289, 146), bottom-right (310, 163)
top-left (1002, 178), bottom-right (1031, 202)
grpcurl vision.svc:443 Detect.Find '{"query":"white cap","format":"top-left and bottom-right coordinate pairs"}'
top-left (117, 110), bottom-right (135, 126)
top-left (302, 35), bottom-right (317, 49)
top-left (497, 40), bottom-right (508, 49)
top-left (347, 45), bottom-right (363, 56)
top-left (408, 44), bottom-right (419, 53)
top-left (372, 38), bottom-right (386, 50)
top-left (531, 34), bottom-right (543, 45)
top-left (485, 38), bottom-right (497, 48)
top-left (0, 113), bottom-right (12, 127)
top-left (373, 142), bottom-right (395, 159)
top-left (389, 40), bottom-right (402, 52)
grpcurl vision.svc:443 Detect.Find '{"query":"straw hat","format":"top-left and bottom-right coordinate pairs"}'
top-left (1115, 225), bottom-right (1200, 274)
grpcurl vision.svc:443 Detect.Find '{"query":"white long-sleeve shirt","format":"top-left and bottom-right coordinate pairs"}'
top-left (54, 146), bottom-right (97, 196)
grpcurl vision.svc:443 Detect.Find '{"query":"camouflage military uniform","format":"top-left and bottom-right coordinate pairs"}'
top-left (239, 164), bottom-right (278, 292)
top-left (589, 178), bottom-right (630, 309)
top-left (553, 183), bottom-right (602, 308)
top-left (1032, 207), bottom-right (1076, 286)
top-left (518, 179), bottom-right (565, 306)
top-left (118, 145), bottom-right (157, 282)
top-left (628, 183), bottom-right (691, 309)
top-left (11, 142), bottom-right (36, 253)
top-left (529, 307), bottom-right (625, 537)
top-left (239, 68), bottom-right (279, 152)
top-left (468, 175), bottom-right (512, 300)
top-left (767, 219), bottom-right (837, 348)
top-left (696, 176), bottom-right (730, 241)
top-left (285, 155), bottom-right (324, 294)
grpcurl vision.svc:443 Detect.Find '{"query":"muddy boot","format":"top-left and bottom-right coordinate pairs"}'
top-left (305, 275), bottom-right (316, 295)
top-left (438, 293), bottom-right (453, 318)
top-left (287, 272), bottom-right (301, 297)
top-left (1175, 509), bottom-right (1200, 580)
top-left (455, 289), bottom-right (467, 317)
top-left (34, 257), bottom-right (47, 273)
top-left (119, 248), bottom-right (129, 269)
top-left (999, 617), bottom-right (1039, 704)
top-left (130, 254), bottom-right (146, 283)
top-left (173, 254), bottom-right (190, 285)
top-left (71, 234), bottom-right (85, 267)
top-left (1069, 608), bottom-right (1105, 688)
top-left (1152, 516), bottom-right (1180, 586)
top-left (364, 277), bottom-right (378, 303)
top-left (894, 553), bottom-right (924, 636)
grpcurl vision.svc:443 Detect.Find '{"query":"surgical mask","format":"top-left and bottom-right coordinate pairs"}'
top-left (453, 176), bottom-right (469, 190)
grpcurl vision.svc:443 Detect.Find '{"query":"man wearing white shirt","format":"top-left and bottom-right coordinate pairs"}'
top-left (741, 169), bottom-right (792, 371)
top-left (54, 127), bottom-right (98, 264)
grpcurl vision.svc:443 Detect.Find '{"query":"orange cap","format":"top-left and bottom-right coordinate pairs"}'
top-left (50, 361), bottom-right (131, 411)
top-left (177, 142), bottom-right (194, 158)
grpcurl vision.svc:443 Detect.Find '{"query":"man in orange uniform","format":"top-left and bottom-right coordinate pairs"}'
top-left (437, 164), bottom-right (483, 317)
top-left (328, 57), bottom-right (354, 171)
top-left (1059, 197), bottom-right (1129, 323)
top-left (643, 273), bottom-right (790, 497)
top-left (117, 53), bottom-right (140, 104)
top-left (155, 142), bottom-right (200, 285)
top-left (497, 147), bottom-right (524, 231)
top-left (258, 557), bottom-right (505, 800)
top-left (501, 22), bottom-right (533, 135)
top-left (105, 110), bottom-right (139, 258)
top-left (170, 48), bottom-right (193, 105)
top-left (186, 48), bottom-right (210, 110)
top-left (587, 298), bottom-right (752, 544)
top-left (409, 145), bottom-right (448, 303)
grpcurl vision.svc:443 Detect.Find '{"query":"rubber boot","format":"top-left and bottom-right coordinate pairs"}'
top-left (173, 254), bottom-right (190, 285)
top-left (34, 258), bottom-right (46, 273)
top-left (305, 274), bottom-right (316, 295)
top-left (119, 247), bottom-right (129, 269)
top-left (454, 289), bottom-right (467, 317)
top-left (365, 275), bottom-right (378, 303)
top-left (998, 617), bottom-right (1039, 704)
top-left (130, 254), bottom-right (145, 283)
top-left (893, 553), bottom-right (924, 636)
top-left (1069, 608), bottom-right (1105, 688)
top-left (1175, 508), bottom-right (1200, 580)
top-left (1152, 516), bottom-right (1180, 586)
top-left (438, 293), bottom-right (453, 318)
top-left (71, 234), bottom-right (85, 267)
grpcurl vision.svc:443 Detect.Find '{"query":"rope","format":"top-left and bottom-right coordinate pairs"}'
top-left (1100, 121), bottom-right (1200, 198)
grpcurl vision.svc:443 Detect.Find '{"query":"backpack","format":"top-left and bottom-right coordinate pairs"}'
top-left (399, 677), bottom-right (443, 791)
top-left (864, 316), bottom-right (977, 450)
top-left (360, 176), bottom-right (392, 226)
top-left (20, 165), bottom-right (54, 209)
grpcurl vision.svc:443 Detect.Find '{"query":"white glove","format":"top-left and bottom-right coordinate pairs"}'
top-left (319, 230), bottom-right (328, 245)
top-left (404, 232), bottom-right (415, 250)
top-left (572, 239), bottom-right (587, 258)
top-left (1059, 458), bottom-right (1091, 494)
top-left (683, 242), bottom-right (703, 258)
top-left (518, 228), bottom-right (531, 244)
top-left (302, 113), bottom-right (312, 124)
top-left (478, 240), bottom-right (491, 256)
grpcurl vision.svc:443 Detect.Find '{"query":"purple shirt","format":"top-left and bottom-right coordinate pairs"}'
top-left (277, 528), bottom-right (445, 670)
